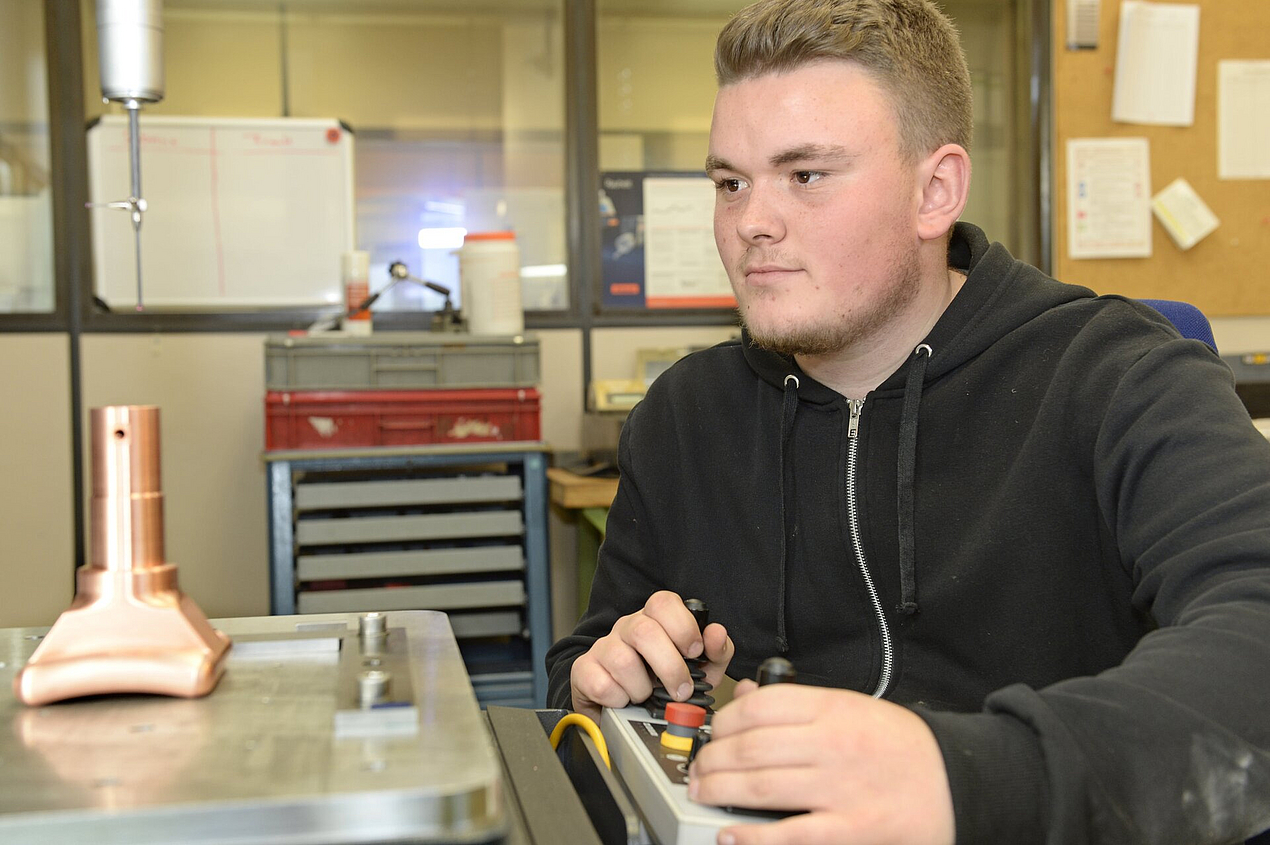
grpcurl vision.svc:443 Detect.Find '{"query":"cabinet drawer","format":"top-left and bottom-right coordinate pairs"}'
top-left (297, 579), bottom-right (525, 614)
top-left (296, 510), bottom-right (523, 546)
top-left (296, 475), bottom-right (522, 510)
top-left (297, 546), bottom-right (523, 581)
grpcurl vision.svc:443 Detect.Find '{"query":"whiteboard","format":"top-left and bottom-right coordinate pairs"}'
top-left (88, 115), bottom-right (354, 309)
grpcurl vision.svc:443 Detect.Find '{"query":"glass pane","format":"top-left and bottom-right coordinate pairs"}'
top-left (81, 0), bottom-right (568, 314)
top-left (0, 0), bottom-right (55, 313)
top-left (594, 0), bottom-right (1038, 307)
top-left (944, 0), bottom-right (1034, 263)
top-left (596, 2), bottom-right (739, 310)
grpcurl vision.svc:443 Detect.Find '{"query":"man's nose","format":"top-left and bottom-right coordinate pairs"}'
top-left (736, 186), bottom-right (786, 244)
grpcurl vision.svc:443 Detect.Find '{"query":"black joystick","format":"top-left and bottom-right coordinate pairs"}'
top-left (645, 597), bottom-right (716, 718)
top-left (756, 656), bottom-right (797, 686)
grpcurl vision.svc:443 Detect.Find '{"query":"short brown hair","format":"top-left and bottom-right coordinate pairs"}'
top-left (715, 0), bottom-right (973, 161)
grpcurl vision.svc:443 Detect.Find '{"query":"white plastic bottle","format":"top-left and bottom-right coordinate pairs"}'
top-left (459, 231), bottom-right (522, 335)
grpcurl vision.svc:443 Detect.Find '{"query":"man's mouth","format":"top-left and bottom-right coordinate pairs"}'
top-left (743, 265), bottom-right (802, 284)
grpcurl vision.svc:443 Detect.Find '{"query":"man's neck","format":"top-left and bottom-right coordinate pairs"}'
top-left (795, 267), bottom-right (967, 400)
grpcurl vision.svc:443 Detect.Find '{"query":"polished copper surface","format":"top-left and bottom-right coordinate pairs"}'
top-left (13, 405), bottom-right (231, 706)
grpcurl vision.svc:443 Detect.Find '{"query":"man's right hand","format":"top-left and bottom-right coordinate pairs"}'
top-left (569, 590), bottom-right (735, 719)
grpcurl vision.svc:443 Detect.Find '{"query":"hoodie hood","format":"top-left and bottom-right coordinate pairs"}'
top-left (739, 222), bottom-right (1097, 658)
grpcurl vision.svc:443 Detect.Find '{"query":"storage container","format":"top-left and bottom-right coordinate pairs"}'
top-left (265, 387), bottom-right (541, 450)
top-left (265, 333), bottom-right (539, 391)
top-left (459, 231), bottom-right (522, 336)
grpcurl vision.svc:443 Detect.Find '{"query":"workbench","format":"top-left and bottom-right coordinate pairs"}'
top-left (546, 467), bottom-right (619, 617)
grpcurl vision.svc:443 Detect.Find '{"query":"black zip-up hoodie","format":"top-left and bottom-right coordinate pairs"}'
top-left (546, 222), bottom-right (1270, 844)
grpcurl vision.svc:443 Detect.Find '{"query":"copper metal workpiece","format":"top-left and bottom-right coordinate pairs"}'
top-left (13, 405), bottom-right (231, 706)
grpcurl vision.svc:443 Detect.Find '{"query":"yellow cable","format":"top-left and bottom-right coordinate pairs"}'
top-left (548, 712), bottom-right (611, 769)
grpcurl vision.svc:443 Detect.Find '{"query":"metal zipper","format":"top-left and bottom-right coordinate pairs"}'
top-left (845, 398), bottom-right (894, 698)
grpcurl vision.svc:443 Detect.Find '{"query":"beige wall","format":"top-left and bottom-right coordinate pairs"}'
top-left (79, 333), bottom-right (273, 620)
top-left (0, 0), bottom-right (45, 124)
top-left (1209, 319), bottom-right (1270, 357)
top-left (0, 335), bottom-right (74, 628)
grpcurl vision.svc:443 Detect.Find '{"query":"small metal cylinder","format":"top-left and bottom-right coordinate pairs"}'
top-left (358, 670), bottom-right (391, 707)
top-left (359, 612), bottom-right (387, 640)
top-left (97, 0), bottom-right (165, 103)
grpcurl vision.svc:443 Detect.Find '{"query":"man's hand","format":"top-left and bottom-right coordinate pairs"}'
top-left (688, 682), bottom-right (955, 845)
top-left (570, 590), bottom-right (734, 720)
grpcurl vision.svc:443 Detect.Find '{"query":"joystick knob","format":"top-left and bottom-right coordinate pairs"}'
top-left (757, 656), bottom-right (797, 686)
top-left (645, 597), bottom-right (717, 718)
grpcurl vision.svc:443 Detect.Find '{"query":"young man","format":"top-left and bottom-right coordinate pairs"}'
top-left (545, 1), bottom-right (1270, 842)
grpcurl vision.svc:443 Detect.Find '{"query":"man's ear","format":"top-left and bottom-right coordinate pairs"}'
top-left (915, 144), bottom-right (970, 242)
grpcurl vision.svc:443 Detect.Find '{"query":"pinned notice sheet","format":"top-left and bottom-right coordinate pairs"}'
top-left (1067, 138), bottom-right (1152, 260)
top-left (1111, 1), bottom-right (1200, 126)
top-left (1219, 61), bottom-right (1270, 180)
top-left (1152, 178), bottom-right (1219, 251)
top-left (1067, 0), bottom-right (1100, 50)
top-left (643, 177), bottom-right (735, 309)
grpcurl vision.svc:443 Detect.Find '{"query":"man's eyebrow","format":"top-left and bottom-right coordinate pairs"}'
top-left (704, 145), bottom-right (856, 175)
top-left (769, 143), bottom-right (855, 167)
top-left (704, 154), bottom-right (732, 174)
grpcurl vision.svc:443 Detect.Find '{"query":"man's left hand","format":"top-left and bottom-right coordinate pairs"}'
top-left (688, 682), bottom-right (955, 845)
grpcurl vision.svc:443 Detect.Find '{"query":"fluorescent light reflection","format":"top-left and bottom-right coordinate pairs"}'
top-left (520, 263), bottom-right (567, 278)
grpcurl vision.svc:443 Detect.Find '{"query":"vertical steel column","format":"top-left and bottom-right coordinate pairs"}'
top-left (564, 0), bottom-right (601, 407)
top-left (267, 459), bottom-right (297, 614)
top-left (1027, 0), bottom-right (1053, 275)
top-left (44, 0), bottom-right (91, 571)
top-left (521, 451), bottom-right (552, 706)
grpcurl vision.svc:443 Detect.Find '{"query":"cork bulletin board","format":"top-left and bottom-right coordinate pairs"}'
top-left (1052, 0), bottom-right (1270, 316)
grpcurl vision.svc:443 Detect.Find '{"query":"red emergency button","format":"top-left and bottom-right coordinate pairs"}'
top-left (665, 702), bottom-right (706, 728)
top-left (661, 702), bottom-right (706, 752)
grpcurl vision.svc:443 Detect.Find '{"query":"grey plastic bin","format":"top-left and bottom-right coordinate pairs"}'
top-left (265, 333), bottom-right (540, 390)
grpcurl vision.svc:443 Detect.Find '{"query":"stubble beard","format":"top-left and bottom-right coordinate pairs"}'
top-left (739, 247), bottom-right (924, 357)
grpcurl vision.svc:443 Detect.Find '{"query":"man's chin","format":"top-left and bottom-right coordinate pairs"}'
top-left (744, 322), bottom-right (847, 357)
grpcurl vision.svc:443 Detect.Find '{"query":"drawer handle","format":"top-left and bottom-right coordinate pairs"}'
top-left (379, 420), bottom-right (437, 430)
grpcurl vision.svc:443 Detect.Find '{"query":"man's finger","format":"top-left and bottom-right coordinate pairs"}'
top-left (689, 765), bottom-right (820, 812)
top-left (703, 623), bottom-right (733, 665)
top-left (719, 811), bottom-right (859, 845)
top-left (571, 654), bottom-right (634, 711)
top-left (643, 591), bottom-right (708, 658)
top-left (690, 724), bottom-right (820, 777)
top-left (618, 613), bottom-right (694, 700)
top-left (709, 684), bottom-right (834, 738)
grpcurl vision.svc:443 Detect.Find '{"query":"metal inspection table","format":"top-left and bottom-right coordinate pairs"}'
top-left (0, 611), bottom-right (509, 844)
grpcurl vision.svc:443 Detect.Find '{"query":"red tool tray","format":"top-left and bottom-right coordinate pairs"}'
top-left (265, 388), bottom-right (541, 450)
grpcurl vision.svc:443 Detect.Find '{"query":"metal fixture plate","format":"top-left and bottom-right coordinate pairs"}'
top-left (0, 610), bottom-right (504, 844)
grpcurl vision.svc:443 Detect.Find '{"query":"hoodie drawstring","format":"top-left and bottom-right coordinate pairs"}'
top-left (776, 373), bottom-right (800, 654)
top-left (896, 344), bottom-right (932, 615)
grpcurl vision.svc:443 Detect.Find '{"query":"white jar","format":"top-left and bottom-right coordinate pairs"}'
top-left (459, 231), bottom-right (522, 335)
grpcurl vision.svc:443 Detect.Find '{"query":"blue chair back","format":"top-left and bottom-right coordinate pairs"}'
top-left (1139, 299), bottom-right (1218, 353)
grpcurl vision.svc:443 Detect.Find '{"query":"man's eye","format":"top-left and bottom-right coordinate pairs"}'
top-left (715, 178), bottom-right (746, 193)
top-left (793, 171), bottom-right (824, 185)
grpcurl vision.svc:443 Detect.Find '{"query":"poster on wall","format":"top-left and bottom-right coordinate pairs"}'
top-left (1066, 137), bottom-right (1153, 259)
top-left (600, 171), bottom-right (736, 309)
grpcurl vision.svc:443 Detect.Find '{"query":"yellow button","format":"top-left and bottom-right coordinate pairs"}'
top-left (660, 730), bottom-right (694, 752)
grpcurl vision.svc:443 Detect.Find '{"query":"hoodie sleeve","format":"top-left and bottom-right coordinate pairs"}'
top-left (920, 335), bottom-right (1270, 844)
top-left (544, 399), bottom-right (669, 710)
